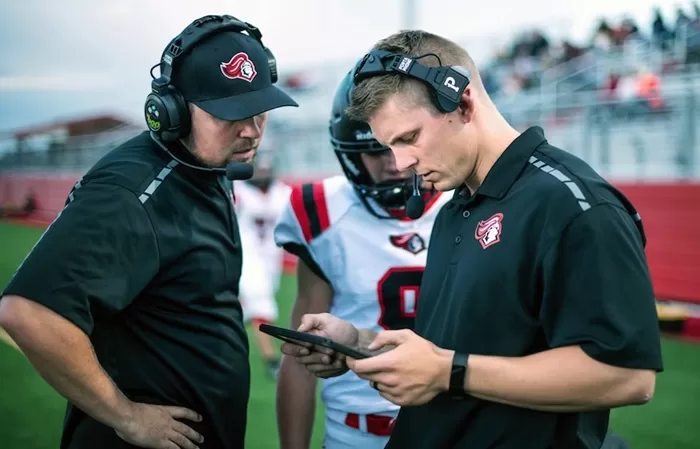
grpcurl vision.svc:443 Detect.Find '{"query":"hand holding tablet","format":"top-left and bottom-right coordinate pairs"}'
top-left (259, 323), bottom-right (374, 359)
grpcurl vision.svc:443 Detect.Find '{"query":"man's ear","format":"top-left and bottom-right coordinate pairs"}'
top-left (457, 88), bottom-right (474, 123)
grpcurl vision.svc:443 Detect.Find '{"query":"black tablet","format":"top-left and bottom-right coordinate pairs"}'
top-left (259, 323), bottom-right (373, 359)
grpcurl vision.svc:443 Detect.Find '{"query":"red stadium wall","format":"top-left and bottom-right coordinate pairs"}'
top-left (2, 173), bottom-right (699, 304)
top-left (614, 183), bottom-right (700, 303)
top-left (0, 173), bottom-right (79, 223)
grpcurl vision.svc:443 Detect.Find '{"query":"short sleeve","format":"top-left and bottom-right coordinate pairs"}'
top-left (273, 185), bottom-right (328, 283)
top-left (540, 204), bottom-right (663, 371)
top-left (2, 181), bottom-right (159, 336)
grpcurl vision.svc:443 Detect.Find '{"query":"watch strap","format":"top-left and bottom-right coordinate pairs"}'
top-left (449, 351), bottom-right (469, 398)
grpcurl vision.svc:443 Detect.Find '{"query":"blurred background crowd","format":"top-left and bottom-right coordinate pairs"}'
top-left (2, 2), bottom-right (699, 182)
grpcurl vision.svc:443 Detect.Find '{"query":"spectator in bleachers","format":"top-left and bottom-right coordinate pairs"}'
top-left (618, 17), bottom-right (642, 45)
top-left (615, 67), bottom-right (643, 117)
top-left (602, 71), bottom-right (620, 99)
top-left (476, 2), bottom-right (697, 99)
top-left (592, 19), bottom-right (615, 51)
top-left (652, 8), bottom-right (673, 50)
top-left (604, 65), bottom-right (666, 119)
top-left (681, 8), bottom-right (700, 64)
top-left (676, 7), bottom-right (692, 33)
top-left (637, 68), bottom-right (664, 112)
top-left (560, 40), bottom-right (586, 62)
top-left (528, 30), bottom-right (551, 58)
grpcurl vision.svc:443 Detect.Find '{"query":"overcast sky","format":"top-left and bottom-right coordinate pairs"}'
top-left (0, 0), bottom-right (685, 134)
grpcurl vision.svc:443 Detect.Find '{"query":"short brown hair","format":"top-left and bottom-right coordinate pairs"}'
top-left (346, 30), bottom-right (479, 122)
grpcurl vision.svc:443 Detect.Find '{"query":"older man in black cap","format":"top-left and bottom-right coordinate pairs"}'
top-left (0, 15), bottom-right (297, 449)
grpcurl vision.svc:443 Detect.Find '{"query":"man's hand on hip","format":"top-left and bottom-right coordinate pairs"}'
top-left (115, 401), bottom-right (204, 449)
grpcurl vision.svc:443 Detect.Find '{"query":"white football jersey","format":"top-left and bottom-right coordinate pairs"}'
top-left (234, 179), bottom-right (291, 283)
top-left (274, 175), bottom-right (452, 415)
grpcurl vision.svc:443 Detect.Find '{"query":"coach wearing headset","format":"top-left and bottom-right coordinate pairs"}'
top-left (0, 15), bottom-right (296, 449)
top-left (285, 30), bottom-right (663, 449)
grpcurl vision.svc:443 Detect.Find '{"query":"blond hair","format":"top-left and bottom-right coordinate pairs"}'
top-left (346, 30), bottom-right (480, 122)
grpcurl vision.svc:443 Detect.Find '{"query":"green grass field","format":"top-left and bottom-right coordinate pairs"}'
top-left (0, 221), bottom-right (698, 448)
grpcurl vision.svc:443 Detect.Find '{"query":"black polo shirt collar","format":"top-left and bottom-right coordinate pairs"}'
top-left (454, 126), bottom-right (547, 201)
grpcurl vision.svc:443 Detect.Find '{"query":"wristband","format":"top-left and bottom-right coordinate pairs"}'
top-left (449, 351), bottom-right (469, 399)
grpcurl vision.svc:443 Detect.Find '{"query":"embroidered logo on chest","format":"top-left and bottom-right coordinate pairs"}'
top-left (475, 213), bottom-right (503, 249)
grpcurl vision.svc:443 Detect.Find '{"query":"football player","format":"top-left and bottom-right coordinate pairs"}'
top-left (274, 71), bottom-right (452, 449)
top-left (234, 149), bottom-right (291, 378)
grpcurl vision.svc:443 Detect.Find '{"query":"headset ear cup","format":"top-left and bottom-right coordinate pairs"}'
top-left (434, 66), bottom-right (469, 113)
top-left (158, 93), bottom-right (179, 142)
top-left (145, 94), bottom-right (170, 137)
top-left (172, 89), bottom-right (191, 138)
top-left (429, 89), bottom-right (449, 113)
top-left (425, 80), bottom-right (453, 113)
top-left (435, 93), bottom-right (457, 113)
top-left (154, 87), bottom-right (190, 141)
top-left (264, 47), bottom-right (277, 83)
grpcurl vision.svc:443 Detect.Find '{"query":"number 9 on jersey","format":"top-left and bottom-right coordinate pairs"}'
top-left (377, 267), bottom-right (424, 330)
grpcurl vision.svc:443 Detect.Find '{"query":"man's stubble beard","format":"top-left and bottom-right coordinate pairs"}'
top-left (181, 133), bottom-right (230, 169)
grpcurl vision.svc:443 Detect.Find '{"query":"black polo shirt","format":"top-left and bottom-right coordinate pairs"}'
top-left (386, 127), bottom-right (663, 449)
top-left (2, 131), bottom-right (250, 449)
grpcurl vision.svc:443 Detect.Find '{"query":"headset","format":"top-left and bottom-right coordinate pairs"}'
top-left (144, 14), bottom-right (278, 142)
top-left (351, 50), bottom-right (471, 218)
top-left (352, 49), bottom-right (471, 113)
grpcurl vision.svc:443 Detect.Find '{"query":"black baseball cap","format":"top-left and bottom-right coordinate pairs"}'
top-left (172, 31), bottom-right (298, 121)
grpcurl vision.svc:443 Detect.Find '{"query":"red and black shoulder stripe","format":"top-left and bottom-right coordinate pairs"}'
top-left (290, 182), bottom-right (330, 242)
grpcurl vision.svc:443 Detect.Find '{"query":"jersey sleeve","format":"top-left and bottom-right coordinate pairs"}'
top-left (1, 181), bottom-right (159, 336)
top-left (273, 182), bottom-right (331, 283)
top-left (539, 204), bottom-right (663, 371)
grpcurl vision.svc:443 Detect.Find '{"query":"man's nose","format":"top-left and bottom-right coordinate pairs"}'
top-left (389, 149), bottom-right (417, 173)
top-left (238, 115), bottom-right (264, 139)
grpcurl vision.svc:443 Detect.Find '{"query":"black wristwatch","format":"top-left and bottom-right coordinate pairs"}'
top-left (449, 351), bottom-right (469, 399)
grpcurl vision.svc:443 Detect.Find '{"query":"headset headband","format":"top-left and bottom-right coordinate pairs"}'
top-left (353, 49), bottom-right (470, 113)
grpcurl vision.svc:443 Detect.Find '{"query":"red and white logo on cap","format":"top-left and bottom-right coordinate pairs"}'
top-left (220, 52), bottom-right (257, 82)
